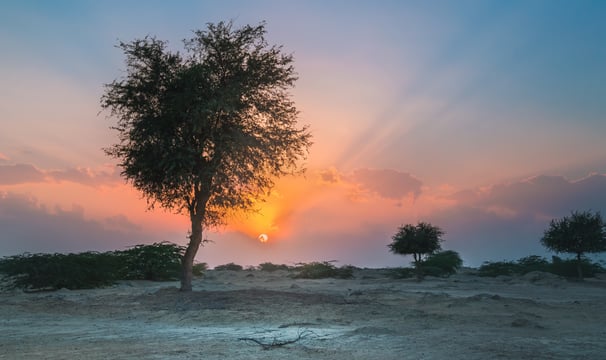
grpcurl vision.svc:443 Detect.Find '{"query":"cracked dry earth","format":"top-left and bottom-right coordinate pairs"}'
top-left (2, 269), bottom-right (606, 359)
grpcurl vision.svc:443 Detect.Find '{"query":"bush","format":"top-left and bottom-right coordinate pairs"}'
top-left (549, 256), bottom-right (605, 278)
top-left (421, 250), bottom-right (463, 276)
top-left (214, 262), bottom-right (243, 271)
top-left (0, 242), bottom-right (187, 290)
top-left (478, 260), bottom-right (519, 277)
top-left (516, 255), bottom-right (550, 273)
top-left (118, 242), bottom-right (184, 281)
top-left (0, 251), bottom-right (121, 290)
top-left (258, 262), bottom-right (291, 272)
top-left (192, 262), bottom-right (207, 277)
top-left (292, 261), bottom-right (354, 279)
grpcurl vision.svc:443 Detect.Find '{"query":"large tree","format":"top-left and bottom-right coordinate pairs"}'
top-left (388, 222), bottom-right (444, 280)
top-left (541, 210), bottom-right (606, 279)
top-left (102, 21), bottom-right (312, 291)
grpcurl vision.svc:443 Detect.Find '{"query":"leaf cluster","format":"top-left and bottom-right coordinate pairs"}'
top-left (101, 21), bottom-right (312, 226)
top-left (541, 210), bottom-right (606, 256)
top-left (388, 222), bottom-right (444, 263)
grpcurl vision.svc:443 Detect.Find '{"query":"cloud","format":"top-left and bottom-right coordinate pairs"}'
top-left (347, 168), bottom-right (423, 200)
top-left (0, 163), bottom-right (122, 187)
top-left (0, 164), bottom-right (46, 185)
top-left (0, 192), bottom-right (163, 256)
top-left (0, 153), bottom-right (9, 162)
top-left (430, 173), bottom-right (606, 266)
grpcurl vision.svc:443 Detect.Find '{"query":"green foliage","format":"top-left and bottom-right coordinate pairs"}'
top-left (102, 21), bottom-right (313, 291)
top-left (478, 260), bottom-right (520, 277)
top-left (0, 251), bottom-right (120, 290)
top-left (478, 255), bottom-right (606, 278)
top-left (388, 222), bottom-right (445, 279)
top-left (258, 262), bottom-right (291, 272)
top-left (0, 242), bottom-right (186, 290)
top-left (541, 211), bottom-right (606, 278)
top-left (516, 255), bottom-right (550, 272)
top-left (118, 242), bottom-right (184, 281)
top-left (192, 262), bottom-right (208, 277)
top-left (549, 256), bottom-right (605, 278)
top-left (421, 250), bottom-right (463, 276)
top-left (292, 261), bottom-right (354, 279)
top-left (214, 262), bottom-right (244, 271)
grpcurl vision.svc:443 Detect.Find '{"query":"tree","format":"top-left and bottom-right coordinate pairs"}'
top-left (388, 222), bottom-right (444, 280)
top-left (541, 210), bottom-right (606, 279)
top-left (101, 21), bottom-right (312, 291)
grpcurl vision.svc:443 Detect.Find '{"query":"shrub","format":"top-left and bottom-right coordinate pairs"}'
top-left (118, 242), bottom-right (184, 281)
top-left (421, 250), bottom-right (463, 276)
top-left (214, 262), bottom-right (243, 271)
top-left (0, 242), bottom-right (187, 290)
top-left (549, 256), bottom-right (605, 278)
top-left (516, 255), bottom-right (550, 273)
top-left (478, 260), bottom-right (519, 277)
top-left (192, 262), bottom-right (207, 277)
top-left (258, 262), bottom-right (291, 272)
top-left (292, 261), bottom-right (353, 279)
top-left (0, 251), bottom-right (121, 290)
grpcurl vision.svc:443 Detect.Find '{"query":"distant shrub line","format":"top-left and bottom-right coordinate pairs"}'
top-left (478, 255), bottom-right (605, 278)
top-left (0, 242), bottom-right (207, 291)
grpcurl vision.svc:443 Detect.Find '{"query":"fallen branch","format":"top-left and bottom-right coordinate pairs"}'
top-left (238, 329), bottom-right (314, 350)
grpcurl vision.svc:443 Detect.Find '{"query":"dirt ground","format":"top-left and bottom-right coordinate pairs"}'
top-left (1, 269), bottom-right (606, 359)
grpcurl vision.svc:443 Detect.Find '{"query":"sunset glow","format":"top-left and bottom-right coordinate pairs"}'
top-left (1, 1), bottom-right (606, 268)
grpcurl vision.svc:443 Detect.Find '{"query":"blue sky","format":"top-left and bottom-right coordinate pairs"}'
top-left (1, 1), bottom-right (605, 267)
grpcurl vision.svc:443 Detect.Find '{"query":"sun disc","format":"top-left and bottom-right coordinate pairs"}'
top-left (258, 233), bottom-right (269, 243)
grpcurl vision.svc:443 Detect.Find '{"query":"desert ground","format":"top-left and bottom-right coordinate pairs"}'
top-left (1, 269), bottom-right (606, 359)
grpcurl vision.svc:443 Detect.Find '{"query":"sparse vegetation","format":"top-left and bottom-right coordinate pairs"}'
top-left (0, 242), bottom-right (186, 290)
top-left (388, 222), bottom-right (445, 280)
top-left (421, 250), bottom-right (463, 276)
top-left (258, 262), bottom-right (291, 272)
top-left (478, 255), bottom-right (605, 278)
top-left (292, 261), bottom-right (354, 279)
top-left (541, 210), bottom-right (606, 279)
top-left (214, 263), bottom-right (244, 271)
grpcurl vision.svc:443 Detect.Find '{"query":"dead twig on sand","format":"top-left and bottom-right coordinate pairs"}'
top-left (238, 329), bottom-right (314, 350)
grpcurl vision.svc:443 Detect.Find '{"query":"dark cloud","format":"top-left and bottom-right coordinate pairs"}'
top-left (0, 192), bottom-right (163, 256)
top-left (455, 174), bottom-right (606, 218)
top-left (432, 173), bottom-right (606, 266)
top-left (348, 168), bottom-right (423, 200)
top-left (0, 163), bottom-right (122, 187)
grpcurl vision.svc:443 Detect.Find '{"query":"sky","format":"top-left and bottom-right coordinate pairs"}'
top-left (1, 0), bottom-right (606, 268)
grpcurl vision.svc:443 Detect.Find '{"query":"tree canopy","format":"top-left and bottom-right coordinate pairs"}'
top-left (541, 210), bottom-right (606, 279)
top-left (388, 222), bottom-right (444, 279)
top-left (101, 21), bottom-right (312, 290)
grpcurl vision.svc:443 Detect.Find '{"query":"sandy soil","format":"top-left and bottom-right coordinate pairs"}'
top-left (1, 269), bottom-right (606, 359)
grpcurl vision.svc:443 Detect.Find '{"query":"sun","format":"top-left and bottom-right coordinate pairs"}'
top-left (258, 233), bottom-right (269, 243)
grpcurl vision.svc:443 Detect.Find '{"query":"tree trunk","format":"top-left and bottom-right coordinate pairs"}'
top-left (180, 213), bottom-right (204, 291)
top-left (413, 253), bottom-right (423, 281)
top-left (576, 252), bottom-right (583, 280)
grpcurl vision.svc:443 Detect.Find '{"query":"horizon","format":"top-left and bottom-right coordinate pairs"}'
top-left (1, 1), bottom-right (606, 268)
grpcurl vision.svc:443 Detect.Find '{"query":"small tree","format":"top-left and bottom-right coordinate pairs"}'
top-left (541, 210), bottom-right (606, 279)
top-left (102, 21), bottom-right (312, 291)
top-left (388, 222), bottom-right (444, 280)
